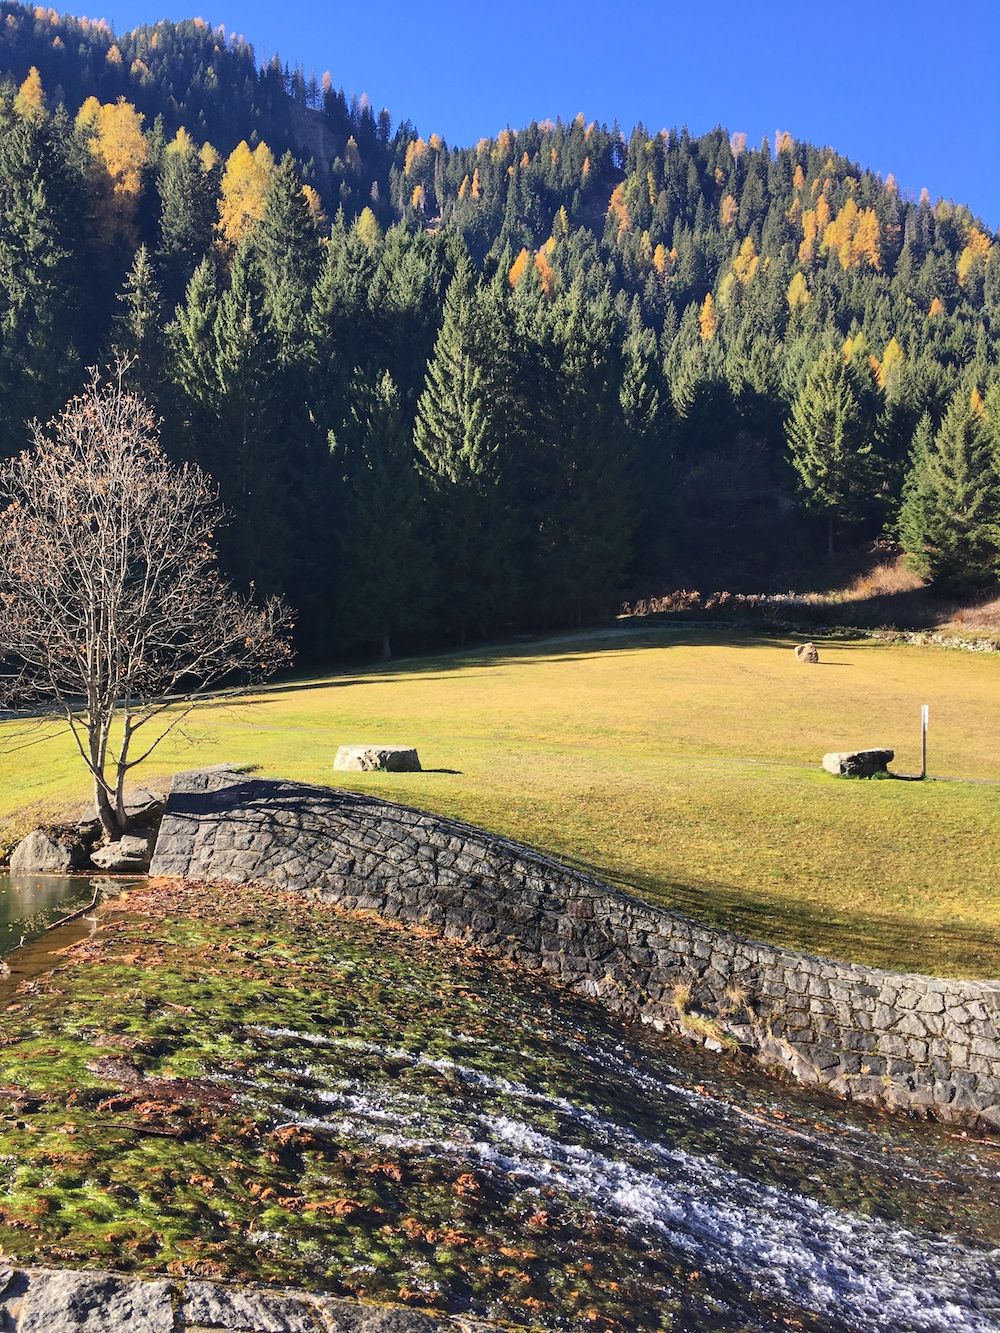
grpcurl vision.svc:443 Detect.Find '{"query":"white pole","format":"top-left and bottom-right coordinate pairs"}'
top-left (921, 704), bottom-right (929, 780)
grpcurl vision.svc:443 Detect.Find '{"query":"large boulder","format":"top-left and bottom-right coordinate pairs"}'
top-left (794, 642), bottom-right (819, 664)
top-left (90, 828), bottom-right (156, 873)
top-left (10, 827), bottom-right (90, 875)
top-left (334, 745), bottom-right (422, 773)
top-left (822, 748), bottom-right (894, 778)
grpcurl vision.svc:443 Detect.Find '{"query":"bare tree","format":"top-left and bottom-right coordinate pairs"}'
top-left (0, 361), bottom-right (293, 837)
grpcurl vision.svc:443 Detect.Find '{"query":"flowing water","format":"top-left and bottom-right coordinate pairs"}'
top-left (1, 885), bottom-right (997, 1330)
top-left (0, 872), bottom-right (99, 954)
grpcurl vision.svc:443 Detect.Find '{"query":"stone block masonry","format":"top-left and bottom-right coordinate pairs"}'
top-left (150, 769), bottom-right (1000, 1130)
top-left (0, 1267), bottom-right (496, 1331)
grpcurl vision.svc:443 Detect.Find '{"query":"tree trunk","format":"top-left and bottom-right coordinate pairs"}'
top-left (379, 629), bottom-right (392, 662)
top-left (93, 773), bottom-right (120, 840)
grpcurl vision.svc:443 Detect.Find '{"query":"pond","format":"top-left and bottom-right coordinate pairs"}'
top-left (0, 879), bottom-right (995, 1332)
top-left (0, 873), bottom-right (102, 955)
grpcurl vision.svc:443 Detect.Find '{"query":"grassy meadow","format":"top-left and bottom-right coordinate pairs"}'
top-left (4, 627), bottom-right (1000, 978)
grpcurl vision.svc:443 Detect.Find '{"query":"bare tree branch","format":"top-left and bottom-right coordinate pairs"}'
top-left (0, 357), bottom-right (294, 835)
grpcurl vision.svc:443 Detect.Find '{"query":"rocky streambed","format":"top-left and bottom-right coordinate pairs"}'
top-left (0, 877), bottom-right (995, 1331)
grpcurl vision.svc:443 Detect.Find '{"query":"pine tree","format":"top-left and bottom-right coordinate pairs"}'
top-left (898, 396), bottom-right (1000, 590)
top-left (251, 153), bottom-right (321, 360)
top-left (413, 255), bottom-right (514, 638)
top-left (157, 127), bottom-right (218, 307)
top-left (113, 244), bottom-right (163, 386)
top-left (337, 370), bottom-right (430, 658)
top-left (785, 347), bottom-right (873, 555)
top-left (0, 96), bottom-right (85, 455)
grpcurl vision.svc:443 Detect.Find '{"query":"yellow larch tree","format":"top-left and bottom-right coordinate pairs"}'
top-left (608, 183), bottom-right (631, 238)
top-left (354, 207), bottom-right (381, 247)
top-left (850, 208), bottom-right (881, 269)
top-left (787, 271), bottom-right (810, 309)
top-left (699, 292), bottom-right (717, 342)
top-left (217, 140), bottom-right (275, 246)
top-left (652, 243), bottom-right (668, 275)
top-left (404, 137), bottom-right (428, 176)
top-left (457, 174), bottom-right (469, 201)
top-left (717, 270), bottom-right (736, 308)
top-left (508, 248), bottom-right (531, 287)
top-left (957, 228), bottom-right (992, 287)
top-left (470, 168), bottom-right (482, 200)
top-left (928, 296), bottom-right (945, 318)
top-left (76, 96), bottom-right (148, 246)
top-left (798, 209), bottom-right (817, 264)
top-left (971, 386), bottom-right (985, 415)
top-left (14, 65), bottom-right (46, 119)
top-left (534, 243), bottom-right (556, 297)
top-left (732, 235), bottom-right (759, 284)
top-left (720, 194), bottom-right (737, 226)
top-left (410, 183), bottom-right (426, 212)
top-left (877, 337), bottom-right (904, 391)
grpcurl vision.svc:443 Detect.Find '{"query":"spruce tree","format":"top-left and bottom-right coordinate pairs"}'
top-left (157, 128), bottom-right (218, 308)
top-left (413, 254), bottom-right (513, 639)
top-left (785, 346), bottom-right (872, 555)
top-left (338, 370), bottom-right (430, 659)
top-left (898, 396), bottom-right (1000, 591)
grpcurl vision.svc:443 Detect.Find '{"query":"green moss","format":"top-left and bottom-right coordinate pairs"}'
top-left (0, 879), bottom-right (993, 1330)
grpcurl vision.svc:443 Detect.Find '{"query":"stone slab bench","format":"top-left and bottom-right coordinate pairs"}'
top-left (822, 748), bottom-right (894, 778)
top-left (334, 744), bottom-right (422, 773)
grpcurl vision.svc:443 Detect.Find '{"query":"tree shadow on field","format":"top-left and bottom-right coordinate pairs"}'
top-left (237, 623), bottom-right (867, 702)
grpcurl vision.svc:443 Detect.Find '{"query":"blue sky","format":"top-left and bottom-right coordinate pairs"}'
top-left (98, 1), bottom-right (1000, 226)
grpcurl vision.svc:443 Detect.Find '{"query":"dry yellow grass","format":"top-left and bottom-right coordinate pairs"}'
top-left (3, 627), bottom-right (999, 977)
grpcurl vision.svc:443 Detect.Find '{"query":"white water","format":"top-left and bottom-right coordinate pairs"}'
top-left (235, 1025), bottom-right (1000, 1331)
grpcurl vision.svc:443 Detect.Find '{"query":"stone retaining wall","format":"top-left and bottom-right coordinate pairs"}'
top-left (150, 769), bottom-right (1000, 1130)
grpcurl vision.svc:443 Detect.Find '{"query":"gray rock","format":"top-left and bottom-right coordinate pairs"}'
top-left (16, 1269), bottom-right (175, 1333)
top-left (90, 827), bottom-right (155, 872)
top-left (793, 642), bottom-right (819, 664)
top-left (821, 748), bottom-right (894, 778)
top-left (9, 827), bottom-right (89, 875)
top-left (182, 1279), bottom-right (322, 1330)
top-left (334, 745), bottom-right (422, 773)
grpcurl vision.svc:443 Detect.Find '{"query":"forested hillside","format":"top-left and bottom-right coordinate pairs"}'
top-left (1, 2), bottom-right (998, 657)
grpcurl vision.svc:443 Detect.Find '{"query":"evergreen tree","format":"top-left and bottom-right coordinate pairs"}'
top-left (0, 93), bottom-right (85, 454)
top-left (785, 347), bottom-right (873, 555)
top-left (337, 370), bottom-right (430, 659)
top-left (413, 254), bottom-right (514, 639)
top-left (157, 127), bottom-right (218, 307)
top-left (898, 397), bottom-right (1000, 591)
top-left (113, 243), bottom-right (163, 385)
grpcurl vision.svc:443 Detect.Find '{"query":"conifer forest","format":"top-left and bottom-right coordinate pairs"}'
top-left (1, 2), bottom-right (998, 659)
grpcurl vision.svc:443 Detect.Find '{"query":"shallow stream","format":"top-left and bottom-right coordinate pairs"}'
top-left (0, 882), bottom-right (996, 1330)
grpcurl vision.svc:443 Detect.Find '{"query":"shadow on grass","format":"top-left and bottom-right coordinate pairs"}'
top-left (599, 862), bottom-right (1000, 981)
top-left (204, 624), bottom-right (866, 708)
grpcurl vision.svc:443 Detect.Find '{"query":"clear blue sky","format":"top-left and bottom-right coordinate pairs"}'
top-left (97, 0), bottom-right (1000, 227)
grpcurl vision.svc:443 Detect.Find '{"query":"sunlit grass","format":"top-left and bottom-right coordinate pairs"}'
top-left (3, 627), bottom-right (999, 977)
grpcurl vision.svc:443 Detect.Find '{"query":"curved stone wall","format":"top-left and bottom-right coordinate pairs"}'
top-left (150, 769), bottom-right (1000, 1130)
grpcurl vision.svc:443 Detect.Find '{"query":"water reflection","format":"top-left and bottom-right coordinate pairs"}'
top-left (0, 874), bottom-right (100, 954)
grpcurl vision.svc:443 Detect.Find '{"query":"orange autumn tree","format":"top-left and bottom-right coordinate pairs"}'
top-left (699, 292), bottom-right (717, 341)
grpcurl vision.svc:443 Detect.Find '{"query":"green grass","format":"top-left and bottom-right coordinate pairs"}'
top-left (3, 626), bottom-right (999, 978)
